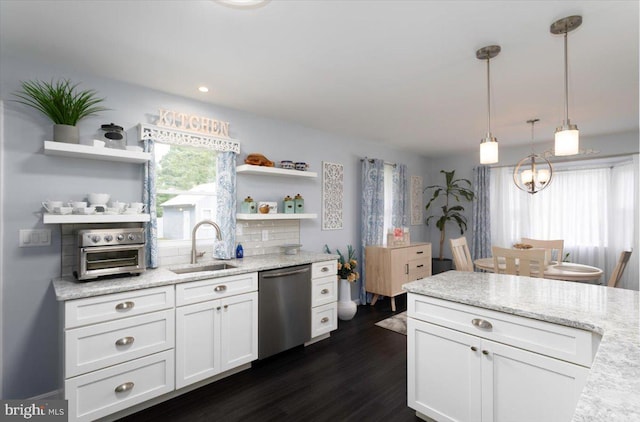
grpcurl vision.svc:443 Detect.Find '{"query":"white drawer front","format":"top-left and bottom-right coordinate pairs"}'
top-left (312, 260), bottom-right (337, 279)
top-left (311, 275), bottom-right (337, 307)
top-left (65, 350), bottom-right (174, 422)
top-left (65, 286), bottom-right (175, 329)
top-left (408, 294), bottom-right (598, 367)
top-left (311, 302), bottom-right (337, 338)
top-left (65, 309), bottom-right (175, 378)
top-left (176, 272), bottom-right (257, 306)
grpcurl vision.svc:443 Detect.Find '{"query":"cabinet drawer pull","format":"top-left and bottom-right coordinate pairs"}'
top-left (224, 304), bottom-right (228, 309)
top-left (114, 382), bottom-right (134, 393)
top-left (321, 289), bottom-right (329, 294)
top-left (470, 346), bottom-right (478, 352)
top-left (214, 285), bottom-right (227, 292)
top-left (416, 251), bottom-right (424, 254)
top-left (115, 301), bottom-right (135, 311)
top-left (217, 306), bottom-right (221, 311)
top-left (482, 350), bottom-right (490, 356)
top-left (115, 336), bottom-right (135, 346)
top-left (405, 264), bottom-right (409, 274)
top-left (417, 264), bottom-right (424, 268)
top-left (320, 317), bottom-right (329, 323)
top-left (321, 267), bottom-right (330, 272)
top-left (471, 318), bottom-right (493, 330)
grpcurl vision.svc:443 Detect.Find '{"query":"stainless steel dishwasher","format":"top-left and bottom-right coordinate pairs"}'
top-left (258, 264), bottom-right (311, 359)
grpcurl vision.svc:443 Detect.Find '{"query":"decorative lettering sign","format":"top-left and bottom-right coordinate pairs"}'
top-left (156, 108), bottom-right (230, 138)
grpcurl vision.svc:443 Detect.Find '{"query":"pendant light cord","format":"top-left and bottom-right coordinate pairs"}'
top-left (563, 31), bottom-right (569, 124)
top-left (486, 58), bottom-right (491, 135)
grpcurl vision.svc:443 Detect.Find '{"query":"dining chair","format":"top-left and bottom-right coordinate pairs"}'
top-left (521, 238), bottom-right (564, 264)
top-left (450, 236), bottom-right (473, 272)
top-left (492, 246), bottom-right (547, 278)
top-left (607, 250), bottom-right (632, 287)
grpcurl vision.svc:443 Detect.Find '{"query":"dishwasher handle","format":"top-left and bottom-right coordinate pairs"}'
top-left (262, 267), bottom-right (310, 278)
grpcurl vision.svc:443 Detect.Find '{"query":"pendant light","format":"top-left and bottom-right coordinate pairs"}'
top-left (513, 119), bottom-right (553, 194)
top-left (477, 45), bottom-right (501, 164)
top-left (551, 15), bottom-right (582, 156)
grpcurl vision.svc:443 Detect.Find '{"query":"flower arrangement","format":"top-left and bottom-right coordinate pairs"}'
top-left (324, 244), bottom-right (360, 282)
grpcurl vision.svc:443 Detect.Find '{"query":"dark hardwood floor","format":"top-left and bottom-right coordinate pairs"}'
top-left (119, 296), bottom-right (420, 422)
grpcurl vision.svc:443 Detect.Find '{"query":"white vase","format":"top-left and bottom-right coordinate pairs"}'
top-left (337, 278), bottom-right (357, 321)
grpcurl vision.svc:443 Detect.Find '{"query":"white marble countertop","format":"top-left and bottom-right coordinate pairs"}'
top-left (403, 271), bottom-right (640, 422)
top-left (53, 251), bottom-right (338, 301)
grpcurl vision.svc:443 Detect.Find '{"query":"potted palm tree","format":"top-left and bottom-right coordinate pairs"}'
top-left (13, 79), bottom-right (108, 143)
top-left (425, 170), bottom-right (475, 274)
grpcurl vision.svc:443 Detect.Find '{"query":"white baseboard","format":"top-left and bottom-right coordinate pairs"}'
top-left (29, 389), bottom-right (63, 400)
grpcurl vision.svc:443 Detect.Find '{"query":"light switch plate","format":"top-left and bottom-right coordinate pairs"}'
top-left (262, 229), bottom-right (269, 241)
top-left (19, 229), bottom-right (51, 247)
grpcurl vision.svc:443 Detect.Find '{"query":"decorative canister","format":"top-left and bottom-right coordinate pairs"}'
top-left (294, 193), bottom-right (304, 213)
top-left (283, 195), bottom-right (295, 214)
top-left (241, 196), bottom-right (257, 213)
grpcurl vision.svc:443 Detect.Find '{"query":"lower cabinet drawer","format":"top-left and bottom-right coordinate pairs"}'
top-left (312, 260), bottom-right (337, 279)
top-left (176, 272), bottom-right (257, 306)
top-left (408, 294), bottom-right (599, 367)
top-left (65, 309), bottom-right (175, 378)
top-left (65, 350), bottom-right (174, 422)
top-left (408, 258), bottom-right (430, 281)
top-left (311, 275), bottom-right (337, 307)
top-left (311, 302), bottom-right (337, 338)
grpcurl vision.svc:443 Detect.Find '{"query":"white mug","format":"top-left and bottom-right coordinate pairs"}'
top-left (110, 201), bottom-right (127, 212)
top-left (53, 206), bottom-right (73, 215)
top-left (129, 202), bottom-right (145, 213)
top-left (68, 201), bottom-right (88, 209)
top-left (42, 200), bottom-right (64, 213)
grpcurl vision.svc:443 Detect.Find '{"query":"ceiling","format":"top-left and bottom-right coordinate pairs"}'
top-left (1, 0), bottom-right (638, 157)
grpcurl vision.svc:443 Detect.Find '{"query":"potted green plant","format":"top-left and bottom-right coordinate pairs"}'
top-left (424, 170), bottom-right (475, 274)
top-left (13, 79), bottom-right (108, 143)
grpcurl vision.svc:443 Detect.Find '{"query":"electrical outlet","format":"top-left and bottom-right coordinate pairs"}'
top-left (261, 229), bottom-right (269, 241)
top-left (19, 229), bottom-right (51, 247)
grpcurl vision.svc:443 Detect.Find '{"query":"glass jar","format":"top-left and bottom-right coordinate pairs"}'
top-left (99, 123), bottom-right (127, 149)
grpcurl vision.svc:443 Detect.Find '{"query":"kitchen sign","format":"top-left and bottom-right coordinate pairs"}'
top-left (156, 108), bottom-right (230, 138)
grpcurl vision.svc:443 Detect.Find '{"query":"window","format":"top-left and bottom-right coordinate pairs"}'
top-left (490, 158), bottom-right (636, 284)
top-left (154, 142), bottom-right (218, 242)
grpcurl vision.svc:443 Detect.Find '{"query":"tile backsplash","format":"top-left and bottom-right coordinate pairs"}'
top-left (60, 220), bottom-right (300, 275)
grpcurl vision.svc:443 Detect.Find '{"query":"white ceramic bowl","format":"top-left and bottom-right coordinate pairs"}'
top-left (88, 193), bottom-right (110, 206)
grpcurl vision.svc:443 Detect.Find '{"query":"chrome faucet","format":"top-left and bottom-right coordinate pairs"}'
top-left (191, 220), bottom-right (223, 264)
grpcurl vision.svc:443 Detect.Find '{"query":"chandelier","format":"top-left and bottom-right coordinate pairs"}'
top-left (513, 119), bottom-right (553, 194)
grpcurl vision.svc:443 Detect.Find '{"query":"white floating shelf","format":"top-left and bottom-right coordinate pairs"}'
top-left (44, 141), bottom-right (151, 163)
top-left (236, 213), bottom-right (317, 220)
top-left (236, 164), bottom-right (317, 178)
top-left (43, 213), bottom-right (151, 224)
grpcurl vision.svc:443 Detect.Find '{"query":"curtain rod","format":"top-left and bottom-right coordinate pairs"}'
top-left (360, 157), bottom-right (397, 167)
top-left (484, 152), bottom-right (637, 169)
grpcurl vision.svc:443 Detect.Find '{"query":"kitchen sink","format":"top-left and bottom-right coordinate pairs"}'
top-left (170, 263), bottom-right (236, 274)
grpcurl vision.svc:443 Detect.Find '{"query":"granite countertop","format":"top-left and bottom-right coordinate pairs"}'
top-left (403, 271), bottom-right (640, 422)
top-left (53, 251), bottom-right (338, 301)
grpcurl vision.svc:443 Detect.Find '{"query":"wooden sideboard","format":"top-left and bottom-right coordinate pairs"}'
top-left (365, 243), bottom-right (431, 311)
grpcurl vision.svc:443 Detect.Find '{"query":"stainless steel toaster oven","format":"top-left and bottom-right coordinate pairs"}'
top-left (74, 228), bottom-right (146, 280)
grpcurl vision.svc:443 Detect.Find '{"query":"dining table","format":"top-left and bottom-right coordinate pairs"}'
top-left (473, 257), bottom-right (604, 283)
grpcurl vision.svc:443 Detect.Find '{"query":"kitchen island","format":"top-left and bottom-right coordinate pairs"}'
top-left (403, 271), bottom-right (639, 422)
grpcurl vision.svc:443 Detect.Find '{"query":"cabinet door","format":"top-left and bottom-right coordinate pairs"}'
top-left (175, 300), bottom-right (221, 389)
top-left (407, 318), bottom-right (481, 422)
top-left (220, 292), bottom-right (258, 372)
top-left (389, 248), bottom-right (409, 293)
top-left (481, 339), bottom-right (589, 422)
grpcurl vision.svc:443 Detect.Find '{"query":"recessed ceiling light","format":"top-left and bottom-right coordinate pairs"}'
top-left (198, 86), bottom-right (209, 93)
top-left (216, 0), bottom-right (270, 9)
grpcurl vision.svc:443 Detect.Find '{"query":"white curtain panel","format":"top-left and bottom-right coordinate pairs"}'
top-left (490, 160), bottom-right (637, 289)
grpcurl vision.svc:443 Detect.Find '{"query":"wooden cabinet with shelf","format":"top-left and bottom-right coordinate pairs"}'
top-left (365, 243), bottom-right (431, 311)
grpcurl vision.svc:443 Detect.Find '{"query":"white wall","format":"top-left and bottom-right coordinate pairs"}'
top-left (0, 54), bottom-right (430, 398)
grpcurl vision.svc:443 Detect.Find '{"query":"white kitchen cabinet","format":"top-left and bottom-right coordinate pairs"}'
top-left (407, 293), bottom-right (593, 422)
top-left (62, 286), bottom-right (175, 422)
top-left (308, 260), bottom-right (338, 341)
top-left (175, 274), bottom-right (258, 389)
